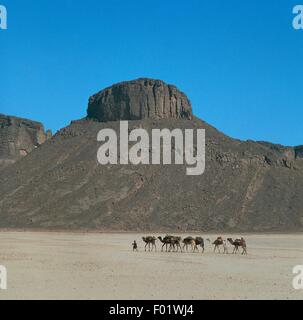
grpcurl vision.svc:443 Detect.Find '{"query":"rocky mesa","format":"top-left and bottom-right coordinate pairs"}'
top-left (0, 78), bottom-right (302, 232)
top-left (87, 78), bottom-right (192, 122)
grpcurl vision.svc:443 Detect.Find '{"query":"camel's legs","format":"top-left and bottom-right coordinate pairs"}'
top-left (144, 243), bottom-right (148, 251)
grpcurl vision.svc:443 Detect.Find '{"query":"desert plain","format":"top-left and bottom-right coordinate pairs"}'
top-left (0, 231), bottom-right (302, 300)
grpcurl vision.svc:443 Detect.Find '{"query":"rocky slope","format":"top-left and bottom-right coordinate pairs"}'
top-left (0, 79), bottom-right (302, 231)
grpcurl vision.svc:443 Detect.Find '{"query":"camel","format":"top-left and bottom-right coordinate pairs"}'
top-left (182, 236), bottom-right (204, 253)
top-left (227, 238), bottom-right (247, 255)
top-left (158, 235), bottom-right (173, 252)
top-left (193, 237), bottom-right (205, 253)
top-left (158, 235), bottom-right (182, 252)
top-left (213, 236), bottom-right (224, 253)
top-left (169, 236), bottom-right (183, 252)
top-left (182, 236), bottom-right (195, 251)
top-left (142, 236), bottom-right (157, 252)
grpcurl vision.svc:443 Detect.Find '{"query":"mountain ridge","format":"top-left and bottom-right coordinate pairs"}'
top-left (0, 79), bottom-right (302, 231)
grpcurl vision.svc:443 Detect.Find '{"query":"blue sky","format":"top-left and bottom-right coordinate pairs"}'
top-left (1, 0), bottom-right (302, 146)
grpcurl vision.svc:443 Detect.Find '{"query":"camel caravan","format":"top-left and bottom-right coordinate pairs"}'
top-left (139, 235), bottom-right (247, 255)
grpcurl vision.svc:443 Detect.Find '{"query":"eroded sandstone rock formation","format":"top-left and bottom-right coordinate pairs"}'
top-left (87, 78), bottom-right (192, 122)
top-left (0, 114), bottom-right (51, 169)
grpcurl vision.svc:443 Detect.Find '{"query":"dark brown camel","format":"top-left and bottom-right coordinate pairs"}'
top-left (158, 235), bottom-right (182, 252)
top-left (182, 236), bottom-right (195, 251)
top-left (193, 237), bottom-right (205, 253)
top-left (142, 236), bottom-right (157, 252)
top-left (213, 236), bottom-right (224, 253)
top-left (158, 235), bottom-right (173, 252)
top-left (168, 236), bottom-right (182, 252)
top-left (182, 236), bottom-right (204, 253)
top-left (227, 238), bottom-right (247, 255)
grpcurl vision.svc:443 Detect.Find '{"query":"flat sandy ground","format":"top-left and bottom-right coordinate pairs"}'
top-left (0, 232), bottom-right (303, 300)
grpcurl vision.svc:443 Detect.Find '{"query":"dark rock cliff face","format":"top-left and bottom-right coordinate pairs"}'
top-left (0, 79), bottom-right (302, 231)
top-left (87, 78), bottom-right (192, 122)
top-left (0, 114), bottom-right (51, 169)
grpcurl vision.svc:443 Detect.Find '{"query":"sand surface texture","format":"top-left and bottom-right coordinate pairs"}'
top-left (0, 232), bottom-right (302, 300)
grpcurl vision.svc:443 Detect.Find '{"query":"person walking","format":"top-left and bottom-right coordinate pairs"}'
top-left (132, 240), bottom-right (138, 252)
